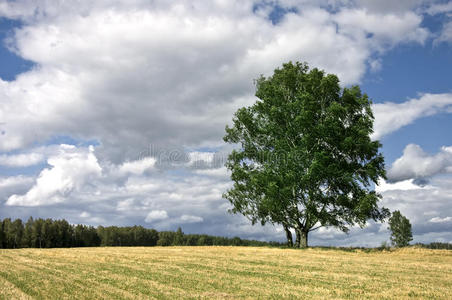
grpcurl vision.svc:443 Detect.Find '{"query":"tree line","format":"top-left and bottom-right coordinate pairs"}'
top-left (0, 217), bottom-right (283, 249)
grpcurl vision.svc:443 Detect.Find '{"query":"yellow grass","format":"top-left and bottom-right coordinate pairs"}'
top-left (0, 246), bottom-right (451, 299)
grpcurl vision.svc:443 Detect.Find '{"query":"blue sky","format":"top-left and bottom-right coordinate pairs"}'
top-left (364, 39), bottom-right (452, 162)
top-left (0, 18), bottom-right (33, 81)
top-left (1, 0), bottom-right (452, 246)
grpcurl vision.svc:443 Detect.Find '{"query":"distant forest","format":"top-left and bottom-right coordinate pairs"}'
top-left (0, 217), bottom-right (283, 249)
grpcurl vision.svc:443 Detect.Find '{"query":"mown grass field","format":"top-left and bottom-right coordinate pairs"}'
top-left (0, 246), bottom-right (451, 299)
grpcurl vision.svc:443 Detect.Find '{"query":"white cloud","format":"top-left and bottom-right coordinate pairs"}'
top-left (78, 211), bottom-right (105, 224)
top-left (425, 2), bottom-right (452, 15)
top-left (372, 93), bottom-right (452, 140)
top-left (334, 8), bottom-right (429, 51)
top-left (80, 211), bottom-right (90, 218)
top-left (435, 21), bottom-right (452, 45)
top-left (0, 175), bottom-right (34, 189)
top-left (0, 0), bottom-right (430, 161)
top-left (0, 144), bottom-right (78, 168)
top-left (194, 166), bottom-right (229, 178)
top-left (180, 214), bottom-right (203, 223)
top-left (429, 216), bottom-right (452, 223)
top-left (145, 210), bottom-right (168, 223)
top-left (118, 157), bottom-right (156, 175)
top-left (369, 58), bottom-right (382, 72)
top-left (0, 175), bottom-right (35, 204)
top-left (6, 144), bottom-right (102, 206)
top-left (187, 151), bottom-right (215, 168)
top-left (355, 0), bottom-right (428, 14)
top-left (116, 198), bottom-right (135, 212)
top-left (376, 178), bottom-right (428, 193)
top-left (387, 144), bottom-right (452, 182)
top-left (0, 152), bottom-right (44, 167)
top-left (424, 1), bottom-right (452, 47)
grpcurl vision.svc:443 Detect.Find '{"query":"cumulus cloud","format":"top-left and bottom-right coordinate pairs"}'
top-left (334, 8), bottom-right (429, 50)
top-left (375, 178), bottom-right (429, 192)
top-left (187, 151), bottom-right (215, 168)
top-left (0, 144), bottom-right (81, 168)
top-left (180, 214), bottom-right (203, 223)
top-left (0, 175), bottom-right (34, 203)
top-left (0, 175), bottom-right (33, 189)
top-left (387, 144), bottom-right (452, 182)
top-left (118, 157), bottom-right (156, 175)
top-left (145, 210), bottom-right (169, 223)
top-left (116, 198), bottom-right (135, 212)
top-left (0, 0), bottom-right (430, 162)
top-left (0, 152), bottom-right (44, 167)
top-left (6, 144), bottom-right (102, 206)
top-left (372, 93), bottom-right (452, 140)
top-left (429, 216), bottom-right (452, 223)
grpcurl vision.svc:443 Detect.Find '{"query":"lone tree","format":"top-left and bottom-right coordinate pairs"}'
top-left (223, 61), bottom-right (389, 248)
top-left (388, 210), bottom-right (413, 247)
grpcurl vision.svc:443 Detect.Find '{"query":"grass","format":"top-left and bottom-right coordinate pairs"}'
top-left (0, 246), bottom-right (451, 299)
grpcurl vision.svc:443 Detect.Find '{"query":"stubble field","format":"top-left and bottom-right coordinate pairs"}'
top-left (0, 246), bottom-right (451, 299)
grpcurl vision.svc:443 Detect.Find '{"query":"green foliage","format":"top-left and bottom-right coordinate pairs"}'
top-left (23, 216), bottom-right (34, 247)
top-left (174, 227), bottom-right (184, 245)
top-left (224, 61), bottom-right (389, 247)
top-left (0, 218), bottom-right (25, 248)
top-left (388, 210), bottom-right (413, 247)
top-left (97, 225), bottom-right (158, 246)
top-left (157, 231), bottom-right (176, 246)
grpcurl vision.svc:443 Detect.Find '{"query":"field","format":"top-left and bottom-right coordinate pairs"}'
top-left (0, 246), bottom-right (451, 299)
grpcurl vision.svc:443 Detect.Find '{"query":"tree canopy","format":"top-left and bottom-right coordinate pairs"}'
top-left (223, 61), bottom-right (389, 248)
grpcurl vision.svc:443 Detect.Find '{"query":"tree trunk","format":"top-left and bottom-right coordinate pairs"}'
top-left (295, 228), bottom-right (308, 248)
top-left (299, 230), bottom-right (308, 248)
top-left (295, 229), bottom-right (300, 248)
top-left (283, 224), bottom-right (293, 247)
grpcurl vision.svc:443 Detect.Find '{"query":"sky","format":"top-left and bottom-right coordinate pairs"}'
top-left (1, 0), bottom-right (452, 247)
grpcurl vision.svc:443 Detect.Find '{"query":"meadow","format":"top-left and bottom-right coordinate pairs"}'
top-left (0, 246), bottom-right (451, 299)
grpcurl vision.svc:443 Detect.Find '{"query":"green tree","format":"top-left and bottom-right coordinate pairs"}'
top-left (2, 218), bottom-right (13, 248)
top-left (157, 231), bottom-right (175, 246)
top-left (55, 219), bottom-right (73, 247)
top-left (223, 61), bottom-right (389, 248)
top-left (388, 210), bottom-right (413, 247)
top-left (22, 217), bottom-right (34, 248)
top-left (42, 219), bottom-right (56, 248)
top-left (32, 218), bottom-right (44, 248)
top-left (11, 219), bottom-right (24, 248)
top-left (0, 219), bottom-right (4, 248)
top-left (174, 227), bottom-right (184, 246)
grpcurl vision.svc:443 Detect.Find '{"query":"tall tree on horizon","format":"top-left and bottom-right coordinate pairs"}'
top-left (388, 210), bottom-right (413, 247)
top-left (223, 61), bottom-right (389, 248)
